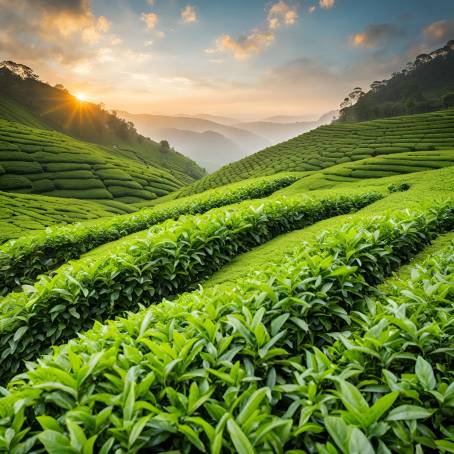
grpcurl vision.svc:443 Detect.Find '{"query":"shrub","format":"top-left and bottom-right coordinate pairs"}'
top-left (0, 174), bottom-right (301, 294)
top-left (31, 179), bottom-right (55, 193)
top-left (0, 160), bottom-right (42, 173)
top-left (0, 191), bottom-right (382, 379)
top-left (0, 206), bottom-right (451, 452)
top-left (388, 182), bottom-right (411, 193)
top-left (53, 178), bottom-right (105, 190)
top-left (0, 174), bottom-right (32, 190)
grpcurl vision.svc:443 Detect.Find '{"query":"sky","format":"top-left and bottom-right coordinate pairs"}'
top-left (0, 0), bottom-right (453, 120)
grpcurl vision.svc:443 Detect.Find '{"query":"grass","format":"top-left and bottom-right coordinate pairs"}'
top-left (0, 119), bottom-right (190, 204)
top-left (179, 108), bottom-right (454, 195)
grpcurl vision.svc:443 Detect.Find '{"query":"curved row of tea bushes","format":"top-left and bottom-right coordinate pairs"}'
top-left (0, 205), bottom-right (451, 452)
top-left (0, 173), bottom-right (300, 295)
top-left (0, 191), bottom-right (381, 380)
top-left (181, 109), bottom-right (454, 195)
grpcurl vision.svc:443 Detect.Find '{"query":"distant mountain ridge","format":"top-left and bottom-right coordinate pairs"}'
top-left (118, 111), bottom-right (270, 171)
top-left (235, 111), bottom-right (338, 144)
top-left (119, 110), bottom-right (336, 171)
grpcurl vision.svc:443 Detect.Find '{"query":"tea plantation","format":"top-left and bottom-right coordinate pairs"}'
top-left (0, 191), bottom-right (123, 243)
top-left (180, 108), bottom-right (454, 195)
top-left (0, 119), bottom-right (193, 204)
top-left (0, 108), bottom-right (453, 452)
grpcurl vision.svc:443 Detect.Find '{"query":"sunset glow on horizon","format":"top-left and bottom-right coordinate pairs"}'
top-left (1, 0), bottom-right (453, 120)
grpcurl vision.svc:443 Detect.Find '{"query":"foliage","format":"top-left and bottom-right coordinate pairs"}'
top-left (338, 40), bottom-right (454, 122)
top-left (388, 182), bottom-right (410, 193)
top-left (0, 191), bottom-right (381, 381)
top-left (0, 191), bottom-right (119, 244)
top-left (0, 206), bottom-right (451, 452)
top-left (0, 174), bottom-right (300, 294)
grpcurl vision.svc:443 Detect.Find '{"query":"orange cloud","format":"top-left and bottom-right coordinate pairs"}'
top-left (267, 1), bottom-right (298, 29)
top-left (349, 23), bottom-right (401, 49)
top-left (208, 29), bottom-right (275, 60)
top-left (319, 0), bottom-right (335, 9)
top-left (424, 20), bottom-right (454, 43)
top-left (141, 12), bottom-right (158, 30)
top-left (181, 5), bottom-right (197, 23)
top-left (0, 0), bottom-right (112, 63)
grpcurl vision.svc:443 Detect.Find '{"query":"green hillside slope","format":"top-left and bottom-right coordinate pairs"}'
top-left (0, 119), bottom-right (187, 203)
top-left (0, 62), bottom-right (205, 181)
top-left (0, 191), bottom-right (121, 243)
top-left (179, 108), bottom-right (454, 195)
top-left (338, 40), bottom-right (454, 122)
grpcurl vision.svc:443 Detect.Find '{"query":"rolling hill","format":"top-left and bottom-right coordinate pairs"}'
top-left (338, 40), bottom-right (454, 122)
top-left (0, 62), bottom-right (205, 182)
top-left (152, 128), bottom-right (246, 172)
top-left (0, 119), bottom-right (189, 205)
top-left (176, 108), bottom-right (454, 195)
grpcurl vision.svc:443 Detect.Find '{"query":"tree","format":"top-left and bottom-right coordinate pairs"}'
top-left (159, 140), bottom-right (170, 152)
top-left (0, 61), bottom-right (39, 80)
top-left (443, 93), bottom-right (454, 108)
top-left (414, 53), bottom-right (432, 66)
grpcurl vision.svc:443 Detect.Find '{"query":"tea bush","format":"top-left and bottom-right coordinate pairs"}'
top-left (0, 174), bottom-right (300, 294)
top-left (0, 191), bottom-right (381, 380)
top-left (0, 205), bottom-right (451, 452)
top-left (388, 182), bottom-right (410, 193)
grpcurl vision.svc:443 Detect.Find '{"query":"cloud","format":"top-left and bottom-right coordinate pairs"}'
top-left (207, 29), bottom-right (275, 60)
top-left (349, 23), bottom-right (402, 49)
top-left (0, 0), bottom-right (111, 64)
top-left (208, 1), bottom-right (298, 61)
top-left (308, 6), bottom-right (316, 13)
top-left (267, 1), bottom-right (298, 29)
top-left (141, 12), bottom-right (158, 30)
top-left (424, 19), bottom-right (454, 44)
top-left (319, 0), bottom-right (335, 9)
top-left (181, 5), bottom-right (197, 23)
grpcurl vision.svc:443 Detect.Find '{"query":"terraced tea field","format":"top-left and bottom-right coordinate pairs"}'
top-left (180, 108), bottom-right (454, 195)
top-left (0, 108), bottom-right (453, 452)
top-left (0, 191), bottom-right (122, 243)
top-left (0, 164), bottom-right (452, 451)
top-left (0, 119), bottom-right (192, 203)
top-left (0, 173), bottom-right (300, 292)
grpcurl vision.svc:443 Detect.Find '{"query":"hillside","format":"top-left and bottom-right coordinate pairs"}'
top-left (338, 40), bottom-right (454, 122)
top-left (0, 160), bottom-right (453, 451)
top-left (176, 108), bottom-right (454, 195)
top-left (0, 191), bottom-right (123, 243)
top-left (0, 119), bottom-right (189, 205)
top-left (0, 62), bottom-right (205, 181)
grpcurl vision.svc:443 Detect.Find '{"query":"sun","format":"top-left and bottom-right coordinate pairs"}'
top-left (75, 92), bottom-right (87, 102)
